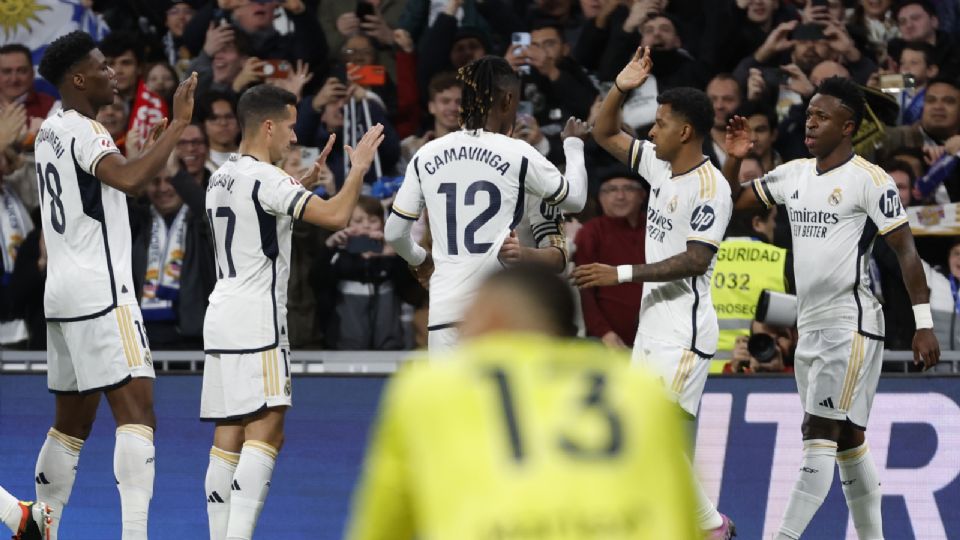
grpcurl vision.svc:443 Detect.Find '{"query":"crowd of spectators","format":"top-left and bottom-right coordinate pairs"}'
top-left (0, 0), bottom-right (959, 369)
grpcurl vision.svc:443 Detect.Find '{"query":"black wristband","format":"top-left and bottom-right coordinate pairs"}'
top-left (614, 80), bottom-right (627, 94)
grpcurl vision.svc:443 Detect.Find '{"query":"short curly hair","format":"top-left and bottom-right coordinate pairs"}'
top-left (38, 31), bottom-right (96, 87)
top-left (814, 76), bottom-right (865, 131)
top-left (657, 87), bottom-right (714, 139)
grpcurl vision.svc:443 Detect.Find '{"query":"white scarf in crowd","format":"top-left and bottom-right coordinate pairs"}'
top-left (0, 187), bottom-right (32, 344)
top-left (0, 187), bottom-right (32, 282)
top-left (141, 206), bottom-right (188, 321)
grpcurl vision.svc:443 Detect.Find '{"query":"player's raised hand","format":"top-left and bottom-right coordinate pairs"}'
top-left (615, 46), bottom-right (652, 93)
top-left (345, 123), bottom-right (385, 172)
top-left (561, 116), bottom-right (591, 141)
top-left (299, 133), bottom-right (336, 189)
top-left (172, 72), bottom-right (198, 125)
top-left (724, 115), bottom-right (755, 160)
top-left (572, 263), bottom-right (619, 288)
top-left (913, 328), bottom-right (940, 370)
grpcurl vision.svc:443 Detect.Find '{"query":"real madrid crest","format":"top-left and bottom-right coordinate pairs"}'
top-left (828, 188), bottom-right (842, 206)
top-left (667, 195), bottom-right (679, 213)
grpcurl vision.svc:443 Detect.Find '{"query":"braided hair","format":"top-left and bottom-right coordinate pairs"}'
top-left (457, 56), bottom-right (520, 130)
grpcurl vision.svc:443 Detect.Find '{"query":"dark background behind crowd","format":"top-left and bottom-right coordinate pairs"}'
top-left (0, 0), bottom-right (959, 373)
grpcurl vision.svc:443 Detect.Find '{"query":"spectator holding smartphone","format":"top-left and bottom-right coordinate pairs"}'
top-left (313, 195), bottom-right (425, 350)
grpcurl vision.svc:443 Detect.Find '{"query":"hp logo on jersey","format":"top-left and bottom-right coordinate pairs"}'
top-left (880, 189), bottom-right (903, 218)
top-left (691, 204), bottom-right (716, 232)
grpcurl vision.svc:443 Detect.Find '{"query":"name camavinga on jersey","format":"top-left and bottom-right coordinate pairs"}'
top-left (422, 145), bottom-right (511, 176)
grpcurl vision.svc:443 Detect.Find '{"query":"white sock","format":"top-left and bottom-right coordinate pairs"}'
top-left (838, 443), bottom-right (884, 540)
top-left (777, 439), bottom-right (838, 540)
top-left (0, 485), bottom-right (23, 534)
top-left (688, 458), bottom-right (723, 530)
top-left (206, 446), bottom-right (240, 540)
top-left (226, 441), bottom-right (277, 540)
top-left (114, 425), bottom-right (155, 540)
top-left (35, 427), bottom-right (83, 540)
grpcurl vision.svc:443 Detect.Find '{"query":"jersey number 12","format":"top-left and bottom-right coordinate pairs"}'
top-left (438, 181), bottom-right (501, 255)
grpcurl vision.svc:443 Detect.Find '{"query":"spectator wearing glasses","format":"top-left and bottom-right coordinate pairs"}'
top-left (199, 91), bottom-right (240, 171)
top-left (175, 123), bottom-right (212, 186)
top-left (338, 33), bottom-right (398, 114)
top-left (574, 166), bottom-right (647, 348)
top-left (320, 0), bottom-right (407, 84)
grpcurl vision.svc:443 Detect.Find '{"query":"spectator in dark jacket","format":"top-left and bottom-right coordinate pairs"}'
top-left (296, 82), bottom-right (401, 187)
top-left (888, 0), bottom-right (960, 80)
top-left (130, 146), bottom-right (215, 349)
top-left (505, 21), bottom-right (598, 137)
top-left (182, 0), bottom-right (329, 85)
top-left (416, 21), bottom-right (489, 105)
top-left (314, 196), bottom-right (426, 349)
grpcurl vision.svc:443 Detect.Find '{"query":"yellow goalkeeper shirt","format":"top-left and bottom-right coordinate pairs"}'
top-left (345, 333), bottom-right (699, 540)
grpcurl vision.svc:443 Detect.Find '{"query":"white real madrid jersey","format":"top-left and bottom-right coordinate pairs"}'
top-left (203, 154), bottom-right (312, 352)
top-left (629, 139), bottom-right (732, 357)
top-left (752, 155), bottom-right (908, 337)
top-left (34, 109), bottom-right (137, 320)
top-left (391, 129), bottom-right (577, 327)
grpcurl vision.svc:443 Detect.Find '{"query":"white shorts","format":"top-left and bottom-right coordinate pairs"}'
top-left (47, 305), bottom-right (155, 394)
top-left (200, 344), bottom-right (292, 422)
top-left (427, 325), bottom-right (459, 353)
top-left (794, 329), bottom-right (883, 428)
top-left (632, 335), bottom-right (710, 417)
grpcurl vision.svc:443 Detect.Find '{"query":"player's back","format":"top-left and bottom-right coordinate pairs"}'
top-left (33, 109), bottom-right (137, 320)
top-left (204, 154), bottom-right (310, 352)
top-left (347, 334), bottom-right (699, 540)
top-left (414, 130), bottom-right (564, 326)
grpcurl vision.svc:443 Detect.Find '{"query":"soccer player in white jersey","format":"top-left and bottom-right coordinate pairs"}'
top-left (722, 77), bottom-right (940, 540)
top-left (33, 31), bottom-right (198, 539)
top-left (573, 47), bottom-right (736, 539)
top-left (200, 84), bottom-right (384, 540)
top-left (384, 55), bottom-right (588, 351)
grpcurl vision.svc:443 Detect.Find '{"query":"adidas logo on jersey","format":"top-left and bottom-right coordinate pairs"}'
top-left (208, 491), bottom-right (225, 503)
top-left (232, 480), bottom-right (241, 491)
top-left (791, 190), bottom-right (799, 200)
top-left (818, 397), bottom-right (836, 409)
top-left (35, 473), bottom-right (50, 485)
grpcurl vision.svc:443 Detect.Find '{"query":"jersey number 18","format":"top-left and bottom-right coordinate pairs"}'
top-left (36, 162), bottom-right (66, 234)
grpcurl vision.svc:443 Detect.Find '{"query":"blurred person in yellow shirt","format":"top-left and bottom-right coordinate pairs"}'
top-left (345, 263), bottom-right (699, 540)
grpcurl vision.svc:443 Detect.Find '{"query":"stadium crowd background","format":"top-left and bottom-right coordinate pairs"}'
top-left (0, 0), bottom-right (959, 371)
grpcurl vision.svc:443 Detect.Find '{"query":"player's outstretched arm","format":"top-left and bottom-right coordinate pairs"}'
top-left (573, 241), bottom-right (714, 288)
top-left (498, 230), bottom-right (566, 272)
top-left (95, 72), bottom-right (199, 195)
top-left (721, 115), bottom-right (765, 210)
top-left (557, 117), bottom-right (590, 213)
top-left (593, 46), bottom-right (651, 166)
top-left (301, 124), bottom-right (385, 230)
top-left (884, 225), bottom-right (941, 370)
